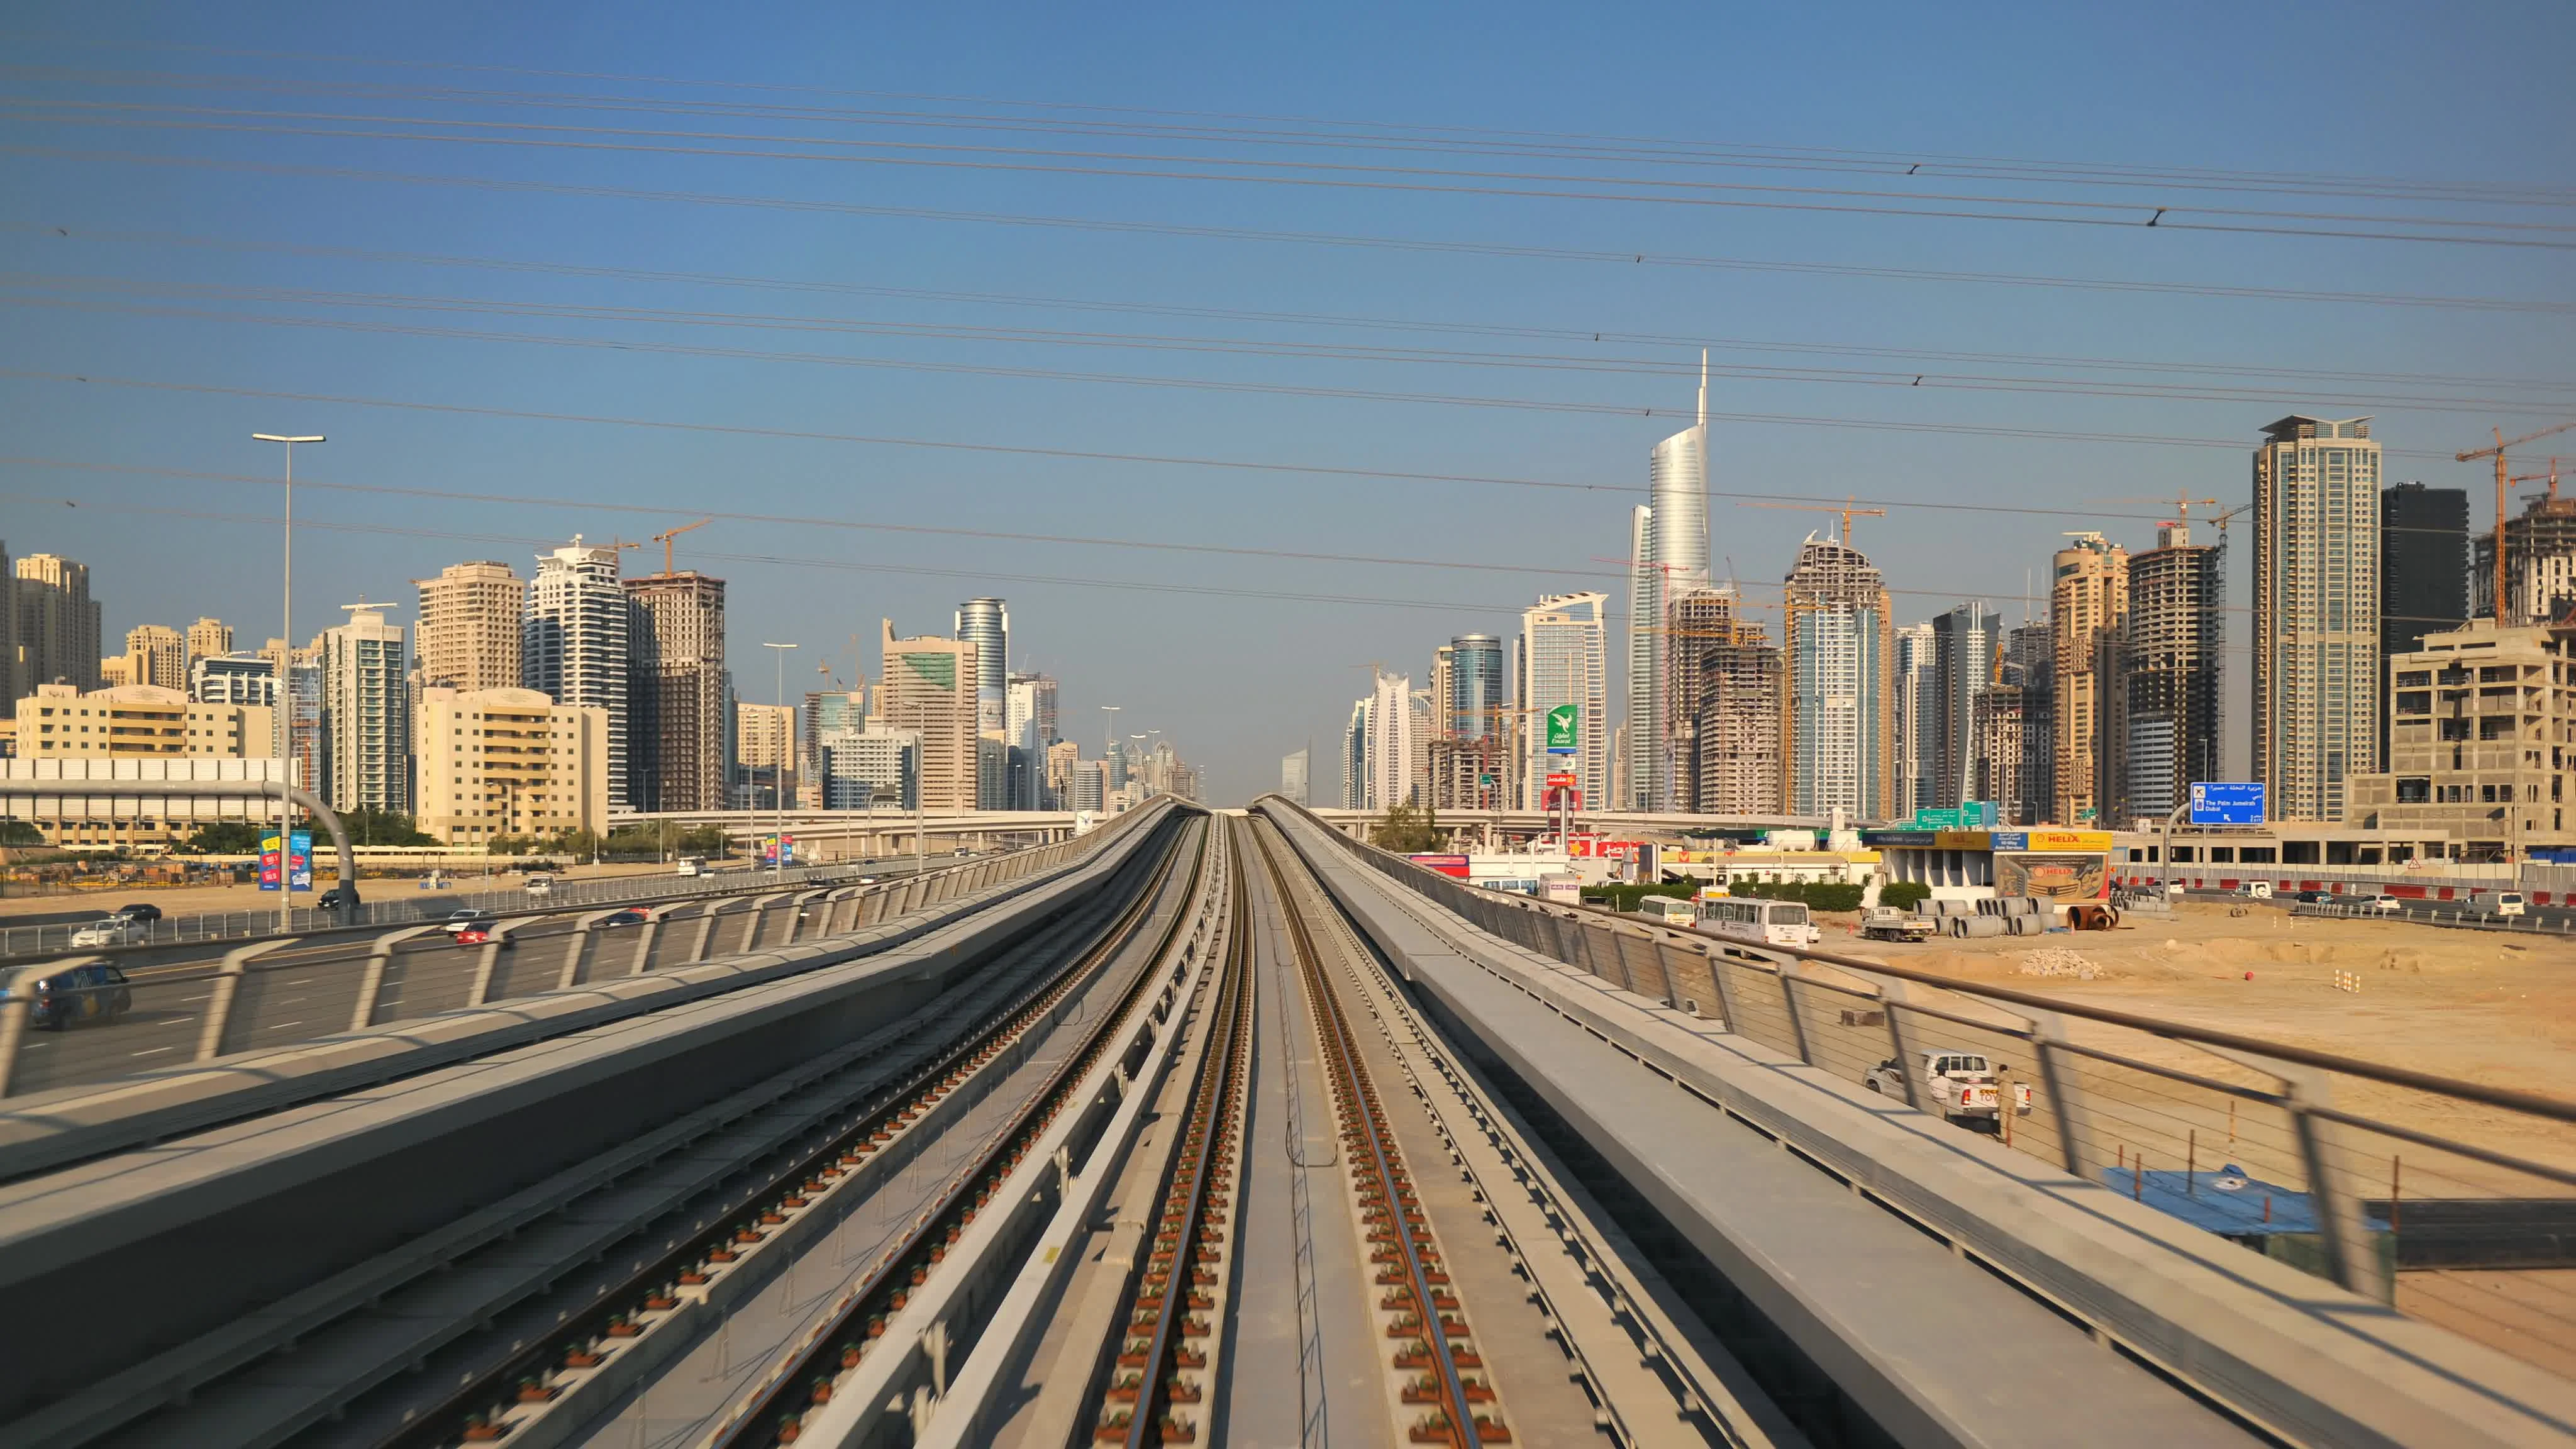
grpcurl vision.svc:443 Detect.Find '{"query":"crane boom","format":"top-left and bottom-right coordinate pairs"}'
top-left (2459, 423), bottom-right (2576, 624)
top-left (653, 518), bottom-right (711, 576)
top-left (1737, 496), bottom-right (1888, 543)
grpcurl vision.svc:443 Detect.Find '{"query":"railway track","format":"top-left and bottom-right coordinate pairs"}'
top-left (1250, 821), bottom-right (1513, 1448)
top-left (1077, 822), bottom-right (1257, 1446)
top-left (47, 815), bottom-right (1197, 1449)
top-left (688, 819), bottom-right (1230, 1449)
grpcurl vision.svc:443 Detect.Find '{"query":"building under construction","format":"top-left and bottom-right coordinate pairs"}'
top-left (1693, 615), bottom-right (1782, 815)
top-left (2472, 491), bottom-right (2576, 626)
top-left (2119, 522), bottom-right (2223, 827)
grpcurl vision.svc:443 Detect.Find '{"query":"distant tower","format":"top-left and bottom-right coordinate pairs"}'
top-left (2253, 416), bottom-right (2382, 821)
top-left (526, 539), bottom-right (632, 808)
top-left (1626, 353), bottom-right (1711, 811)
top-left (1781, 536), bottom-right (1893, 820)
top-left (955, 598), bottom-right (1009, 735)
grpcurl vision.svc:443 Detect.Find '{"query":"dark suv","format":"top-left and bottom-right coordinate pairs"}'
top-left (28, 963), bottom-right (135, 1030)
top-left (113, 902), bottom-right (163, 924)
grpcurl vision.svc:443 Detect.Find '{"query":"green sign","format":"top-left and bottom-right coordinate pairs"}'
top-left (1909, 801), bottom-right (1996, 831)
top-left (1545, 704), bottom-right (1579, 753)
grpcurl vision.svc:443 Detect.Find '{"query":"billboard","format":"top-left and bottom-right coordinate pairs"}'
top-left (1996, 852), bottom-right (2112, 902)
top-left (1545, 704), bottom-right (1579, 753)
top-left (258, 831), bottom-right (313, 892)
top-left (762, 833), bottom-right (797, 866)
top-left (1408, 853), bottom-right (1471, 878)
top-left (258, 834), bottom-right (281, 892)
top-left (2189, 782), bottom-right (2265, 826)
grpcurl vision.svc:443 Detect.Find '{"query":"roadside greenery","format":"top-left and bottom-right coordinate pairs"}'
top-left (1371, 802), bottom-right (1445, 853)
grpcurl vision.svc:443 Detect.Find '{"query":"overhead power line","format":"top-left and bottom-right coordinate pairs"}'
top-left (15, 145), bottom-right (2575, 316)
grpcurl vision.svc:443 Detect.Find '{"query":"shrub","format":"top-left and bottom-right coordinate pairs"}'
top-left (1880, 880), bottom-right (1931, 911)
top-left (1582, 882), bottom-right (1699, 912)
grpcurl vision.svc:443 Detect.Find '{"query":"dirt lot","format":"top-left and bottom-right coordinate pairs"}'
top-left (1826, 900), bottom-right (2576, 1096)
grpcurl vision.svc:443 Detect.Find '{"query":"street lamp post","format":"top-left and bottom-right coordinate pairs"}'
top-left (253, 433), bottom-right (323, 928)
top-left (762, 642), bottom-right (797, 879)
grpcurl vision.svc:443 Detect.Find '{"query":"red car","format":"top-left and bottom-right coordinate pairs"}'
top-left (451, 921), bottom-right (508, 947)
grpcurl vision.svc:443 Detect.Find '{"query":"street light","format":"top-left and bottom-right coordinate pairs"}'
top-left (762, 642), bottom-right (797, 877)
top-left (253, 433), bottom-right (323, 928)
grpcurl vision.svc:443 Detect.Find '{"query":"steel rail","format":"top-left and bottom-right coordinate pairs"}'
top-left (702, 817), bottom-right (1219, 1449)
top-left (381, 818), bottom-right (1200, 1449)
top-left (1083, 823), bottom-right (1255, 1447)
top-left (1255, 823), bottom-right (1487, 1448)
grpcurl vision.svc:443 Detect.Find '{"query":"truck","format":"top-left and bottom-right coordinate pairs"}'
top-left (1865, 1051), bottom-right (2031, 1130)
top-left (1858, 906), bottom-right (1935, 943)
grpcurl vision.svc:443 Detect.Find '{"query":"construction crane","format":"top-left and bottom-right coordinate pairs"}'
top-left (2095, 493), bottom-right (2221, 532)
top-left (2459, 422), bottom-right (2576, 623)
top-left (2511, 457), bottom-right (2560, 504)
top-left (652, 518), bottom-right (711, 576)
top-left (1736, 496), bottom-right (1887, 545)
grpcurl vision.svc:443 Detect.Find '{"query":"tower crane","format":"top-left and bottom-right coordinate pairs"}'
top-left (2459, 422), bottom-right (2576, 623)
top-left (652, 518), bottom-right (711, 576)
top-left (1735, 496), bottom-right (1887, 545)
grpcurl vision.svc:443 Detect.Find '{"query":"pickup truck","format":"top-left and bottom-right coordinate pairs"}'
top-left (1858, 906), bottom-right (1934, 942)
top-left (1865, 1051), bottom-right (2031, 1129)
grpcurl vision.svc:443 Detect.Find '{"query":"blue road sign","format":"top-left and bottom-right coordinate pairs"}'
top-left (2189, 782), bottom-right (2265, 826)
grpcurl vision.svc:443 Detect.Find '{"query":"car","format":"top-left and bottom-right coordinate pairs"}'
top-left (524, 874), bottom-right (557, 898)
top-left (597, 908), bottom-right (650, 928)
top-left (2237, 881), bottom-right (2273, 899)
top-left (23, 962), bottom-right (134, 1030)
top-left (111, 902), bottom-right (163, 924)
top-left (319, 884), bottom-right (362, 911)
top-left (2366, 895), bottom-right (2405, 913)
top-left (451, 923), bottom-right (510, 947)
top-left (440, 909), bottom-right (492, 936)
top-left (2293, 889), bottom-right (2331, 904)
top-left (69, 918), bottom-right (146, 949)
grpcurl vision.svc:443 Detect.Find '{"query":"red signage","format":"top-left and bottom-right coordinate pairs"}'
top-left (1408, 853), bottom-right (1471, 878)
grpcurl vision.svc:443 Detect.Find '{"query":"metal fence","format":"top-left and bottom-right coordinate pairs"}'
top-left (1299, 812), bottom-right (2576, 1378)
top-left (2292, 899), bottom-right (2576, 935)
top-left (0, 808), bottom-right (1167, 1105)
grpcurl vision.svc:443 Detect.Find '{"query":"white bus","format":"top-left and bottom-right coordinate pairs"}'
top-left (1695, 896), bottom-right (1821, 948)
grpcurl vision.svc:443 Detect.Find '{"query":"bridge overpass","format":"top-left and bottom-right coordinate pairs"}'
top-left (1304, 804), bottom-right (1838, 844)
top-left (0, 796), bottom-right (2566, 1447)
top-left (613, 806), bottom-right (1090, 857)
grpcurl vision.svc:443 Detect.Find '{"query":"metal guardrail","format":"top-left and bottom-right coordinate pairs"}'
top-left (1275, 799), bottom-right (2576, 1375)
top-left (0, 858), bottom-right (899, 959)
top-left (0, 812), bottom-right (1167, 1104)
top-left (2291, 899), bottom-right (2576, 935)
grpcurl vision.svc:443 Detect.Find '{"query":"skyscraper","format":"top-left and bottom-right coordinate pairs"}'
top-left (1447, 633), bottom-right (1505, 740)
top-left (14, 552), bottom-right (101, 694)
top-left (955, 597), bottom-right (1009, 735)
top-left (2384, 483), bottom-right (2470, 650)
top-left (2474, 491), bottom-right (2576, 626)
top-left (2122, 522), bottom-right (2223, 826)
top-left (1781, 536), bottom-right (1893, 820)
top-left (0, 539), bottom-right (16, 712)
top-left (1892, 621), bottom-right (1937, 818)
top-left (1361, 670), bottom-right (1416, 810)
top-left (124, 625), bottom-right (186, 692)
top-left (2002, 622), bottom-right (2054, 824)
top-left (319, 601), bottom-right (409, 813)
top-left (2052, 533), bottom-right (2129, 826)
top-left (1281, 746), bottom-right (1309, 806)
top-left (1624, 357), bottom-right (1711, 811)
top-left (525, 541), bottom-right (631, 807)
top-left (1665, 586), bottom-right (1740, 813)
top-left (626, 569), bottom-right (729, 813)
top-left (1342, 698), bottom-right (1370, 810)
top-left (185, 617), bottom-right (233, 665)
top-left (1694, 620), bottom-right (1781, 814)
top-left (1930, 602), bottom-right (1997, 809)
top-left (418, 561), bottom-right (525, 692)
top-left (2253, 416), bottom-right (2383, 821)
top-left (880, 619), bottom-right (978, 809)
top-left (1517, 591), bottom-right (1608, 813)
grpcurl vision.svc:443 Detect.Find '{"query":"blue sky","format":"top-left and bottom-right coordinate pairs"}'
top-left (4, 0), bottom-right (2571, 803)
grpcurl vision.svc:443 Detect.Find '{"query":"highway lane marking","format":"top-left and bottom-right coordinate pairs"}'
top-left (129, 1045), bottom-right (177, 1057)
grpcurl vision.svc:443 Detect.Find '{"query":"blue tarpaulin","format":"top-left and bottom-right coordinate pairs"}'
top-left (2097, 1163), bottom-right (2392, 1240)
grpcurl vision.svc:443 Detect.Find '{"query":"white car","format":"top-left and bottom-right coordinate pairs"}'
top-left (2366, 895), bottom-right (2405, 913)
top-left (68, 919), bottom-right (145, 949)
top-left (2237, 881), bottom-right (2273, 899)
top-left (440, 908), bottom-right (490, 936)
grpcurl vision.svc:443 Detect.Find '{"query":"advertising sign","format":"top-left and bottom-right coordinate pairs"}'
top-left (762, 833), bottom-right (797, 867)
top-left (287, 830), bottom-right (313, 892)
top-left (1545, 704), bottom-right (1579, 753)
top-left (1545, 772), bottom-right (1579, 789)
top-left (258, 833), bottom-right (282, 892)
top-left (1997, 852), bottom-right (2112, 902)
top-left (1408, 853), bottom-right (1471, 879)
top-left (2189, 782), bottom-right (2265, 826)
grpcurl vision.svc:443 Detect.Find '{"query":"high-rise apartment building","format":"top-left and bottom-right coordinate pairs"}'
top-left (261, 638), bottom-right (325, 801)
top-left (319, 601), bottom-right (409, 813)
top-left (124, 625), bottom-right (186, 692)
top-left (2001, 623), bottom-right (2054, 823)
top-left (1969, 686), bottom-right (2031, 825)
top-left (1930, 603), bottom-right (1997, 810)
top-left (2121, 523), bottom-right (2223, 826)
top-left (2384, 484), bottom-right (2470, 649)
top-left (1624, 358), bottom-right (1711, 811)
top-left (820, 726), bottom-right (919, 810)
top-left (1515, 591), bottom-right (1608, 812)
top-left (2253, 416), bottom-right (2383, 821)
top-left (14, 552), bottom-right (101, 694)
top-left (414, 686), bottom-right (609, 843)
top-left (526, 541), bottom-right (632, 807)
top-left (184, 617), bottom-right (233, 665)
top-left (1360, 670), bottom-right (1416, 810)
top-left (1694, 621), bottom-right (1781, 814)
top-left (417, 561), bottom-right (525, 692)
top-left (1892, 621), bottom-right (1937, 818)
top-left (625, 569), bottom-right (729, 813)
top-left (0, 540), bottom-right (16, 711)
top-left (1781, 536), bottom-right (1893, 820)
top-left (955, 598), bottom-right (1009, 736)
top-left (192, 652), bottom-right (277, 708)
top-left (2348, 619), bottom-right (2576, 856)
top-left (1663, 586), bottom-right (1738, 813)
top-left (880, 620), bottom-right (978, 810)
top-left (2051, 532), bottom-right (2129, 826)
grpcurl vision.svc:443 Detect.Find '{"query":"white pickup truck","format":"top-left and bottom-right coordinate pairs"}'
top-left (1865, 1051), bottom-right (2031, 1129)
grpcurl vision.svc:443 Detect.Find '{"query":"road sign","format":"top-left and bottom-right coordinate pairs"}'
top-left (1545, 704), bottom-right (1579, 753)
top-left (2189, 782), bottom-right (2265, 826)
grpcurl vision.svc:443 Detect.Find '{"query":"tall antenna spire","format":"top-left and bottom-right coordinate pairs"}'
top-left (1697, 347), bottom-right (1708, 431)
